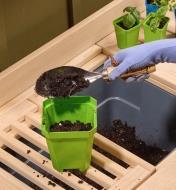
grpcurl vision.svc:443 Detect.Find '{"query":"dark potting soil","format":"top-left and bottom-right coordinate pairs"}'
top-left (50, 120), bottom-right (92, 132)
top-left (98, 119), bottom-right (169, 165)
top-left (35, 67), bottom-right (89, 97)
top-left (117, 21), bottom-right (134, 30)
top-left (159, 17), bottom-right (169, 29)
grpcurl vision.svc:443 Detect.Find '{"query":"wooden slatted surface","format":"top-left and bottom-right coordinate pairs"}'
top-left (0, 93), bottom-right (155, 190)
top-left (0, 2), bottom-right (176, 189)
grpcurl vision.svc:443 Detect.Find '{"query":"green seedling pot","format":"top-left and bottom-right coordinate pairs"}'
top-left (143, 16), bottom-right (169, 42)
top-left (41, 96), bottom-right (97, 172)
top-left (113, 17), bottom-right (141, 49)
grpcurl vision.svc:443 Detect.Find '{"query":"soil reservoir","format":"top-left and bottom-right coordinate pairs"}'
top-left (78, 66), bottom-right (176, 155)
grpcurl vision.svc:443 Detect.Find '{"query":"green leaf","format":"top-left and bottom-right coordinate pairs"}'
top-left (156, 6), bottom-right (168, 17)
top-left (122, 13), bottom-right (136, 29)
top-left (123, 7), bottom-right (135, 13)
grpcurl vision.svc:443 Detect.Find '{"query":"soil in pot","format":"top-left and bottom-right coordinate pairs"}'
top-left (35, 69), bottom-right (89, 98)
top-left (50, 120), bottom-right (92, 132)
top-left (98, 119), bottom-right (170, 165)
top-left (116, 21), bottom-right (134, 30)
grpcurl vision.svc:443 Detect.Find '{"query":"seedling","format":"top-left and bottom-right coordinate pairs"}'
top-left (122, 7), bottom-right (140, 29)
top-left (152, 0), bottom-right (169, 6)
top-left (151, 0), bottom-right (176, 10)
top-left (113, 6), bottom-right (141, 48)
top-left (146, 6), bottom-right (168, 32)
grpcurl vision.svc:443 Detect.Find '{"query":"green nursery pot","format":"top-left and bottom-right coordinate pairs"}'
top-left (143, 16), bottom-right (169, 42)
top-left (41, 96), bottom-right (97, 172)
top-left (113, 17), bottom-right (141, 49)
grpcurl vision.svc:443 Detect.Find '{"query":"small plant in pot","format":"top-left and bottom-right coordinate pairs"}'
top-left (145, 0), bottom-right (168, 14)
top-left (143, 6), bottom-right (170, 42)
top-left (41, 96), bottom-right (97, 172)
top-left (113, 6), bottom-right (141, 49)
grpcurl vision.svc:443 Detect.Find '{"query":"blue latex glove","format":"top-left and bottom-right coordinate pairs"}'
top-left (104, 39), bottom-right (176, 82)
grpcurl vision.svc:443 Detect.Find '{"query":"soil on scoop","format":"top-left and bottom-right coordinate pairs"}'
top-left (50, 120), bottom-right (92, 132)
top-left (98, 119), bottom-right (169, 165)
top-left (35, 67), bottom-right (89, 98)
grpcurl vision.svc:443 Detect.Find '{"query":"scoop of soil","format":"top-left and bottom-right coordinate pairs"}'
top-left (98, 119), bottom-right (169, 165)
top-left (35, 67), bottom-right (89, 98)
top-left (50, 120), bottom-right (92, 132)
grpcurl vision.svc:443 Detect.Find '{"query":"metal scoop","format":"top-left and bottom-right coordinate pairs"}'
top-left (35, 57), bottom-right (156, 97)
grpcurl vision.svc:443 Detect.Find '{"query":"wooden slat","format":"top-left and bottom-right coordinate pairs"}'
top-left (0, 86), bottom-right (34, 115)
top-left (96, 32), bottom-right (118, 56)
top-left (0, 148), bottom-right (64, 190)
top-left (0, 176), bottom-right (19, 190)
top-left (147, 78), bottom-right (176, 95)
top-left (12, 121), bottom-right (47, 151)
top-left (92, 149), bottom-right (127, 177)
top-left (0, 100), bottom-right (37, 129)
top-left (156, 150), bottom-right (176, 169)
top-left (27, 93), bottom-right (45, 111)
top-left (94, 133), bottom-right (155, 173)
top-left (85, 166), bottom-right (114, 188)
top-left (0, 0), bottom-right (145, 107)
top-left (11, 121), bottom-right (114, 189)
top-left (0, 130), bottom-right (97, 190)
top-left (137, 150), bottom-right (176, 190)
top-left (108, 166), bottom-right (152, 190)
top-left (0, 168), bottom-right (33, 190)
top-left (150, 68), bottom-right (176, 90)
top-left (82, 54), bottom-right (107, 71)
top-left (65, 45), bottom-right (102, 67)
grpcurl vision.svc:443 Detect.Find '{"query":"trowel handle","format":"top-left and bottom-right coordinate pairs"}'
top-left (102, 65), bottom-right (156, 80)
top-left (121, 65), bottom-right (156, 79)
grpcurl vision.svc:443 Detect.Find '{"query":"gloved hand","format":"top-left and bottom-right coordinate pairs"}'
top-left (104, 39), bottom-right (176, 82)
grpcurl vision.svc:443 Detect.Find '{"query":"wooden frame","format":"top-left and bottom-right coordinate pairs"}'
top-left (1, 0), bottom-right (176, 189)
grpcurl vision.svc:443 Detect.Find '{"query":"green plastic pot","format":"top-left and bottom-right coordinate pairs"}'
top-left (41, 96), bottom-right (97, 172)
top-left (113, 17), bottom-right (141, 49)
top-left (143, 16), bottom-right (169, 42)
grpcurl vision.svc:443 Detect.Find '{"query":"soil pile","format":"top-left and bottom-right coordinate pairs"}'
top-left (98, 119), bottom-right (169, 165)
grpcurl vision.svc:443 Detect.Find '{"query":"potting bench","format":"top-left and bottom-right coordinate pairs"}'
top-left (0, 0), bottom-right (176, 189)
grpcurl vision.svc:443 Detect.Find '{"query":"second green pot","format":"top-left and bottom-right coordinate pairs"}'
top-left (143, 16), bottom-right (169, 42)
top-left (113, 17), bottom-right (141, 49)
